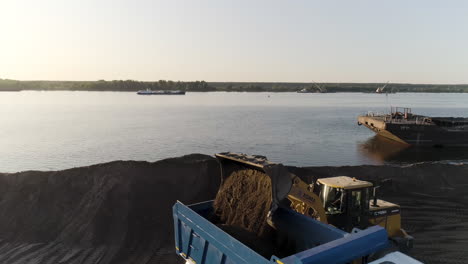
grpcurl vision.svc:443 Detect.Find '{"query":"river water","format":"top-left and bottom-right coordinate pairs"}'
top-left (1, 91), bottom-right (467, 172)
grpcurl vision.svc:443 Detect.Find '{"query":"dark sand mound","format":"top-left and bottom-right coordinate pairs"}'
top-left (0, 155), bottom-right (467, 264)
top-left (0, 154), bottom-right (220, 264)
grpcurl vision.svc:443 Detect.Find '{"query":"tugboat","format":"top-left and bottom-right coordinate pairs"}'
top-left (137, 89), bottom-right (185, 95)
top-left (358, 107), bottom-right (468, 146)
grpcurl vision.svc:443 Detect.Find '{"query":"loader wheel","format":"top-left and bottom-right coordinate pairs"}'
top-left (367, 243), bottom-right (398, 262)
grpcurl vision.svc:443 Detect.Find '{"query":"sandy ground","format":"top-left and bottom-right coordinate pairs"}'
top-left (0, 155), bottom-right (466, 263)
top-left (0, 154), bottom-right (220, 264)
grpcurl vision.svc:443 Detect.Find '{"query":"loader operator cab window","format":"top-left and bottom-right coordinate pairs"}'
top-left (321, 185), bottom-right (344, 214)
top-left (351, 190), bottom-right (362, 211)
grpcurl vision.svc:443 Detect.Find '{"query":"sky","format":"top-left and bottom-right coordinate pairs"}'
top-left (1, 0), bottom-right (468, 83)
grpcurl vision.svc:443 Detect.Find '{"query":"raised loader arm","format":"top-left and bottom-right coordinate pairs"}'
top-left (287, 175), bottom-right (328, 224)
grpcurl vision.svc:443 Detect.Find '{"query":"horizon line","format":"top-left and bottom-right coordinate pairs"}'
top-left (2, 78), bottom-right (468, 86)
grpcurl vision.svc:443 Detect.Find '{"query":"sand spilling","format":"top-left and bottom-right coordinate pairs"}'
top-left (214, 169), bottom-right (273, 236)
top-left (213, 168), bottom-right (283, 258)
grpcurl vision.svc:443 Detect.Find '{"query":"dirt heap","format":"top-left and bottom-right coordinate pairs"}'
top-left (0, 155), bottom-right (467, 264)
top-left (0, 154), bottom-right (220, 264)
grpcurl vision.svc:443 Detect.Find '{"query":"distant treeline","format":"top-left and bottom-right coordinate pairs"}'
top-left (0, 79), bottom-right (215, 92)
top-left (1, 79), bottom-right (468, 93)
top-left (209, 82), bottom-right (468, 93)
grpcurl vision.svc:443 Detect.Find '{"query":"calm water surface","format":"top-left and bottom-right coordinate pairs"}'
top-left (1, 91), bottom-right (467, 172)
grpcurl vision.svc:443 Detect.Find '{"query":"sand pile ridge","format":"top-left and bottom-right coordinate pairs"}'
top-left (0, 154), bottom-right (220, 264)
top-left (0, 155), bottom-right (467, 264)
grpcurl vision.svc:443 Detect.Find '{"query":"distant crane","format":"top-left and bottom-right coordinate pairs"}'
top-left (312, 81), bottom-right (327, 93)
top-left (375, 81), bottom-right (390, 93)
top-left (297, 81), bottom-right (327, 93)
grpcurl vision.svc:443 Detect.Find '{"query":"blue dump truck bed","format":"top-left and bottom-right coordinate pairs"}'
top-left (173, 201), bottom-right (390, 264)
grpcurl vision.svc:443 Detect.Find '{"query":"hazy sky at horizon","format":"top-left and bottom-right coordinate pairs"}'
top-left (1, 0), bottom-right (468, 83)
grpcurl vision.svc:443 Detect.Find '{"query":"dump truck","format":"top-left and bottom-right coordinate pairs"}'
top-left (175, 201), bottom-right (400, 264)
top-left (173, 202), bottom-right (422, 264)
top-left (173, 152), bottom-right (420, 264)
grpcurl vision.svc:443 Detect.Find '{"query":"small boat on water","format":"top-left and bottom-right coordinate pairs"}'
top-left (358, 107), bottom-right (468, 147)
top-left (137, 89), bottom-right (185, 95)
top-left (297, 88), bottom-right (315, 93)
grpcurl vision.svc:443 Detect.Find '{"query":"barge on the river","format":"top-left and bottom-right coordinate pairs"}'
top-left (137, 89), bottom-right (185, 95)
top-left (358, 107), bottom-right (468, 146)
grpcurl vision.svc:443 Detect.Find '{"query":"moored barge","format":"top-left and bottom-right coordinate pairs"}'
top-left (358, 107), bottom-right (468, 146)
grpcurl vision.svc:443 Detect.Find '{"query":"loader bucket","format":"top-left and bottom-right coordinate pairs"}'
top-left (215, 152), bottom-right (293, 212)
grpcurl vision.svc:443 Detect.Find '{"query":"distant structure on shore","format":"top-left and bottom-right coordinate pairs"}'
top-left (297, 81), bottom-right (327, 93)
top-left (375, 81), bottom-right (390, 93)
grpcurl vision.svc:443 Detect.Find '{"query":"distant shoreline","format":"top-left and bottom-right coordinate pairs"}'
top-left (1, 79), bottom-right (468, 93)
top-left (3, 90), bottom-right (468, 94)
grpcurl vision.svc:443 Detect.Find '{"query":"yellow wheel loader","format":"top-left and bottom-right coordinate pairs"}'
top-left (215, 152), bottom-right (413, 251)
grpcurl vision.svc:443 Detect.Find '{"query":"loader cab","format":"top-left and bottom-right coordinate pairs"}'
top-left (317, 176), bottom-right (373, 232)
